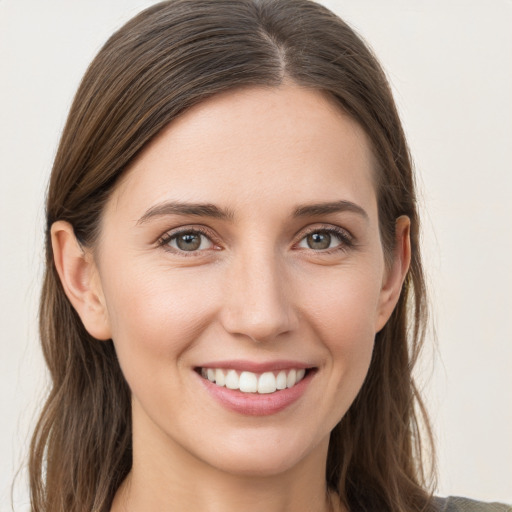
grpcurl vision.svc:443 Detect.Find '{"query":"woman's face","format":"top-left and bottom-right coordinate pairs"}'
top-left (89, 84), bottom-right (407, 477)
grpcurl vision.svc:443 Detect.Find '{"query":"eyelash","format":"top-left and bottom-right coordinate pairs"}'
top-left (156, 224), bottom-right (354, 256)
top-left (297, 225), bottom-right (354, 253)
top-left (157, 226), bottom-right (217, 256)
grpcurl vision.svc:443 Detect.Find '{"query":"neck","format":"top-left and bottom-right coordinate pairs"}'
top-left (111, 412), bottom-right (344, 512)
top-left (113, 467), bottom-right (341, 512)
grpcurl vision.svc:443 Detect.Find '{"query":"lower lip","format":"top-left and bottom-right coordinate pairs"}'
top-left (197, 370), bottom-right (314, 416)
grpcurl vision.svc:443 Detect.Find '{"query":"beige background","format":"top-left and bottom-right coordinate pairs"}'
top-left (1, 0), bottom-right (511, 509)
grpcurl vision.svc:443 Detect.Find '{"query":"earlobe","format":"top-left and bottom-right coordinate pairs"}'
top-left (375, 216), bottom-right (411, 332)
top-left (51, 221), bottom-right (111, 341)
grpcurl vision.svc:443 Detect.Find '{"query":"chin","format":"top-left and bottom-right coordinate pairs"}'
top-left (206, 450), bottom-right (308, 478)
top-left (190, 427), bottom-right (330, 479)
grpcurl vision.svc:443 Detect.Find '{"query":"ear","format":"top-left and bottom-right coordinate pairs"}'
top-left (375, 215), bottom-right (411, 332)
top-left (51, 220), bottom-right (111, 340)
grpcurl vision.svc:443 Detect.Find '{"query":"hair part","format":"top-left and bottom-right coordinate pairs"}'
top-left (31, 1), bottom-right (436, 511)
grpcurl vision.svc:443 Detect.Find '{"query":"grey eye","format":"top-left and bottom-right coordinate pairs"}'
top-left (306, 232), bottom-right (331, 250)
top-left (298, 230), bottom-right (343, 251)
top-left (169, 232), bottom-right (213, 252)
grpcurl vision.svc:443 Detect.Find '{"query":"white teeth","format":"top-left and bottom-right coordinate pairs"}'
top-left (215, 368), bottom-right (226, 387)
top-left (258, 372), bottom-right (276, 394)
top-left (276, 370), bottom-right (287, 390)
top-left (200, 367), bottom-right (308, 394)
top-left (225, 369), bottom-right (239, 389)
top-left (286, 369), bottom-right (297, 388)
top-left (239, 371), bottom-right (258, 392)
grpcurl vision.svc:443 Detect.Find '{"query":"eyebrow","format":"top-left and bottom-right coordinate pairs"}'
top-left (136, 199), bottom-right (368, 225)
top-left (137, 201), bottom-right (235, 225)
top-left (293, 200), bottom-right (369, 221)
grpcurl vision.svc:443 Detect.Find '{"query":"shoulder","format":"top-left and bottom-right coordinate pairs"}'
top-left (434, 496), bottom-right (512, 512)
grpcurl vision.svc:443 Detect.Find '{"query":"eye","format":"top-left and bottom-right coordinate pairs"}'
top-left (296, 227), bottom-right (352, 251)
top-left (159, 229), bottom-right (215, 253)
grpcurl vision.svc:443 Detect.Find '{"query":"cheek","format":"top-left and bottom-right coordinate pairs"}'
top-left (296, 265), bottom-right (381, 393)
top-left (101, 260), bottom-right (220, 369)
top-left (299, 262), bottom-right (383, 339)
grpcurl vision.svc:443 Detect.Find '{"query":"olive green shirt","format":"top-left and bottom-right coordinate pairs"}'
top-left (435, 496), bottom-right (512, 512)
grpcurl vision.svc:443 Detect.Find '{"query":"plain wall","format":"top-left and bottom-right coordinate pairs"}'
top-left (1, 0), bottom-right (511, 509)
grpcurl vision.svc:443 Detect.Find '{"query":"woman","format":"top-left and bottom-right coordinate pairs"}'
top-left (28, 1), bottom-right (510, 511)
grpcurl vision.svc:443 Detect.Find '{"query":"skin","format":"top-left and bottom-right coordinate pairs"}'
top-left (52, 84), bottom-right (410, 512)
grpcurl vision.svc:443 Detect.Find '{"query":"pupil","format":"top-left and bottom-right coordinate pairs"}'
top-left (307, 232), bottom-right (331, 250)
top-left (177, 233), bottom-right (201, 251)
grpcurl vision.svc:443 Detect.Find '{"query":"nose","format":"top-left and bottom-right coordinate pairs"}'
top-left (219, 248), bottom-right (298, 343)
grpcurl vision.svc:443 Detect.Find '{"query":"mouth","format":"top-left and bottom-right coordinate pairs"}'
top-left (194, 360), bottom-right (317, 415)
top-left (195, 367), bottom-right (311, 394)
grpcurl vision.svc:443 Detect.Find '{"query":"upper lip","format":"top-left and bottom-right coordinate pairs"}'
top-left (195, 360), bottom-right (314, 373)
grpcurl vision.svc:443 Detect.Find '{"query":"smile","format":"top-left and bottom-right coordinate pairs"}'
top-left (195, 361), bottom-right (316, 415)
top-left (199, 368), bottom-right (307, 394)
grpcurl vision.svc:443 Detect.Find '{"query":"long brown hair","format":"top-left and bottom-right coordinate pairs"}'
top-left (30, 1), bottom-right (436, 510)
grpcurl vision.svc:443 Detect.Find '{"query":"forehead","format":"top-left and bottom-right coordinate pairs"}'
top-left (107, 84), bottom-right (377, 221)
